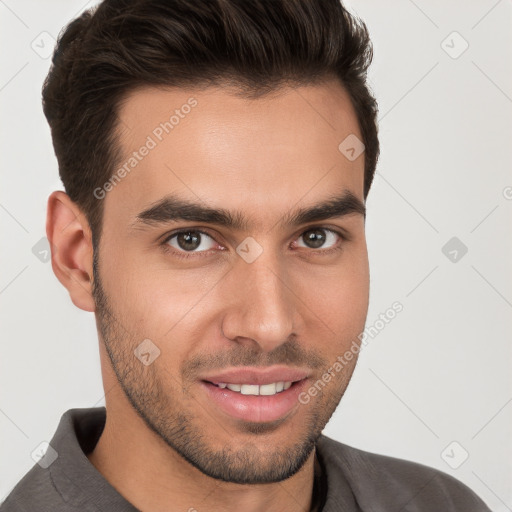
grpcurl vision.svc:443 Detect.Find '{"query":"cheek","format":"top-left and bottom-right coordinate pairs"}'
top-left (104, 261), bottom-right (227, 347)
top-left (300, 249), bottom-right (369, 332)
top-left (310, 279), bottom-right (368, 343)
top-left (340, 265), bottom-right (370, 340)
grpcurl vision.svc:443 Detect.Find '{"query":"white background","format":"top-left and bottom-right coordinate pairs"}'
top-left (1, 1), bottom-right (511, 510)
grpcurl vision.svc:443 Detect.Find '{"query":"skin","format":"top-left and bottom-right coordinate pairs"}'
top-left (46, 81), bottom-right (370, 512)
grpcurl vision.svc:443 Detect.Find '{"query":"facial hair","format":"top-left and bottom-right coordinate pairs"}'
top-left (91, 247), bottom-right (357, 484)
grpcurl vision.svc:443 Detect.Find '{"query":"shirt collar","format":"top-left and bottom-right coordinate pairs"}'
top-left (48, 407), bottom-right (360, 512)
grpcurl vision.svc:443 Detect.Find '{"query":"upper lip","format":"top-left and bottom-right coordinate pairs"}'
top-left (201, 366), bottom-right (310, 386)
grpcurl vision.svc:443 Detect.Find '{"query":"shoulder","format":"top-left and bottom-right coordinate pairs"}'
top-left (0, 464), bottom-right (67, 512)
top-left (316, 435), bottom-right (491, 511)
top-left (0, 407), bottom-right (105, 512)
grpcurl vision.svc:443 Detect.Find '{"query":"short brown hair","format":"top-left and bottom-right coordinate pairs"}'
top-left (42, 0), bottom-right (379, 247)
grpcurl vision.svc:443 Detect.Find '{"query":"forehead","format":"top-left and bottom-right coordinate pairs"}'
top-left (106, 82), bottom-right (364, 228)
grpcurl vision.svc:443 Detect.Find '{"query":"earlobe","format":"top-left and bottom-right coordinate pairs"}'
top-left (46, 190), bottom-right (96, 312)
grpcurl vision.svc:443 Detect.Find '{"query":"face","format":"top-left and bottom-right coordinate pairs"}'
top-left (92, 81), bottom-right (369, 484)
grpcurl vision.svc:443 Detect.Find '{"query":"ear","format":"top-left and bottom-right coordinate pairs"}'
top-left (46, 190), bottom-right (96, 312)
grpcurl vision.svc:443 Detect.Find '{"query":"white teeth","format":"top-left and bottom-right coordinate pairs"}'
top-left (259, 383), bottom-right (277, 395)
top-left (241, 384), bottom-right (259, 395)
top-left (216, 381), bottom-right (293, 396)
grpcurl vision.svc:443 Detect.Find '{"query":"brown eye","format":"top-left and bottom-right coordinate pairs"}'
top-left (297, 228), bottom-right (340, 250)
top-left (166, 230), bottom-right (216, 253)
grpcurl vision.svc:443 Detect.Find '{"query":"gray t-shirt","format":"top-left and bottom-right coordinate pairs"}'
top-left (0, 407), bottom-right (491, 511)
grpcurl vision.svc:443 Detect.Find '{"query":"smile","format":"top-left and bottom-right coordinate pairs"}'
top-left (199, 367), bottom-right (310, 423)
top-left (211, 381), bottom-right (293, 395)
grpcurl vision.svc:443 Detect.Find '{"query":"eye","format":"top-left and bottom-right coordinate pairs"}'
top-left (295, 227), bottom-right (342, 251)
top-left (164, 230), bottom-right (217, 254)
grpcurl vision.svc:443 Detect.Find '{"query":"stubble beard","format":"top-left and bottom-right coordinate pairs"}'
top-left (91, 248), bottom-right (352, 484)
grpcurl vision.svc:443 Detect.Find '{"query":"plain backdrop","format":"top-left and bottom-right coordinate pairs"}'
top-left (1, 1), bottom-right (511, 510)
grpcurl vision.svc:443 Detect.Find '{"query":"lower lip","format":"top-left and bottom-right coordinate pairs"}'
top-left (200, 380), bottom-right (308, 423)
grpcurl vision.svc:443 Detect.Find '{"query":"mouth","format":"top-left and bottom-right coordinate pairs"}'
top-left (199, 367), bottom-right (310, 423)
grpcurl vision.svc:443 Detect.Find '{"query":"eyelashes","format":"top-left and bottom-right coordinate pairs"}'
top-left (160, 226), bottom-right (347, 260)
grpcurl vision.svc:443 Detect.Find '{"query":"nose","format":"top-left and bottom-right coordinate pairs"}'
top-left (220, 250), bottom-right (296, 352)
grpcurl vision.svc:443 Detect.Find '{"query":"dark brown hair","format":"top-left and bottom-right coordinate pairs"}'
top-left (42, 0), bottom-right (379, 247)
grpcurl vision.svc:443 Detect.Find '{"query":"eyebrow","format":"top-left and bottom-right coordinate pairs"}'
top-left (131, 189), bottom-right (365, 232)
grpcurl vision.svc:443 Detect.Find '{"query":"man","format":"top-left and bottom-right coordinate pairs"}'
top-left (0, 0), bottom-right (492, 511)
